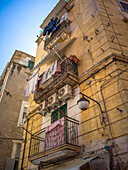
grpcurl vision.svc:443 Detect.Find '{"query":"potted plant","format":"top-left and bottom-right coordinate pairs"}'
top-left (69, 55), bottom-right (80, 64)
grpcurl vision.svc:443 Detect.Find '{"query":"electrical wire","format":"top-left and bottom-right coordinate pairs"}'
top-left (116, 69), bottom-right (128, 113)
top-left (100, 81), bottom-right (121, 170)
top-left (100, 68), bottom-right (128, 91)
top-left (0, 137), bottom-right (23, 141)
top-left (23, 1), bottom-right (128, 166)
top-left (102, 0), bottom-right (124, 56)
top-left (69, 0), bottom-right (100, 41)
top-left (70, 10), bottom-right (87, 39)
top-left (82, 31), bottom-right (128, 167)
top-left (100, 67), bottom-right (128, 169)
top-left (87, 43), bottom-right (111, 140)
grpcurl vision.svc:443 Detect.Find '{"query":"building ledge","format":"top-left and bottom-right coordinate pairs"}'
top-left (34, 58), bottom-right (79, 104)
top-left (29, 144), bottom-right (80, 165)
top-left (79, 53), bottom-right (128, 84)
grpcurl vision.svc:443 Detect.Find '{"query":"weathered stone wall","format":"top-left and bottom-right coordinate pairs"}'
top-left (73, 0), bottom-right (128, 168)
top-left (0, 63), bottom-right (31, 170)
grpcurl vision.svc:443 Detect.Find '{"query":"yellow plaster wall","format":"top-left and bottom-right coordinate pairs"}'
top-left (20, 0), bottom-right (128, 169)
top-left (70, 0), bottom-right (128, 76)
top-left (71, 0), bottom-right (128, 146)
top-left (27, 93), bottom-right (39, 113)
top-left (19, 112), bottom-right (42, 170)
top-left (79, 61), bottom-right (128, 145)
top-left (35, 35), bottom-right (47, 66)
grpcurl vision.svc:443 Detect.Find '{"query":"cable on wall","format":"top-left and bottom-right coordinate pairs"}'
top-left (100, 67), bottom-right (128, 169)
top-left (102, 0), bottom-right (124, 55)
top-left (116, 69), bottom-right (128, 113)
top-left (87, 45), bottom-right (111, 140)
top-left (70, 10), bottom-right (88, 40)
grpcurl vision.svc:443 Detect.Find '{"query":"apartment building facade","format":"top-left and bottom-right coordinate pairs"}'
top-left (0, 50), bottom-right (35, 170)
top-left (19, 0), bottom-right (128, 169)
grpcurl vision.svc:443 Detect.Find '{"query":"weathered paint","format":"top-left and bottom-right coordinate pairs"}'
top-left (19, 0), bottom-right (128, 169)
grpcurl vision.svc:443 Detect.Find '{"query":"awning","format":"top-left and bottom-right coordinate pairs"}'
top-left (28, 37), bottom-right (76, 75)
top-left (53, 156), bottom-right (98, 170)
top-left (66, 156), bottom-right (97, 170)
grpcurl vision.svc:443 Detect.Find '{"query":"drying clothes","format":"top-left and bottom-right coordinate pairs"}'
top-left (24, 69), bottom-right (39, 98)
top-left (35, 78), bottom-right (41, 92)
top-left (53, 61), bottom-right (61, 78)
top-left (41, 60), bottom-right (58, 84)
top-left (44, 117), bottom-right (65, 151)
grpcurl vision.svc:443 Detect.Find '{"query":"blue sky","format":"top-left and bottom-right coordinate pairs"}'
top-left (0, 0), bottom-right (58, 75)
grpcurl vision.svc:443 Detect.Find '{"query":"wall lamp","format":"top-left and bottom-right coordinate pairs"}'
top-left (77, 92), bottom-right (104, 123)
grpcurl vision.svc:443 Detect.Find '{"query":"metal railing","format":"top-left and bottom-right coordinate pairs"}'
top-left (29, 116), bottom-right (79, 158)
top-left (34, 58), bottom-right (78, 103)
top-left (61, 57), bottom-right (78, 76)
top-left (44, 20), bottom-right (70, 50)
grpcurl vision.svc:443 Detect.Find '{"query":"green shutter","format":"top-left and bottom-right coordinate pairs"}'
top-left (51, 104), bottom-right (67, 123)
top-left (0, 83), bottom-right (3, 93)
top-left (51, 104), bottom-right (68, 143)
top-left (28, 60), bottom-right (34, 69)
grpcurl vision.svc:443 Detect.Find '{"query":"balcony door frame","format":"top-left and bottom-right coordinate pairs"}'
top-left (51, 103), bottom-right (68, 143)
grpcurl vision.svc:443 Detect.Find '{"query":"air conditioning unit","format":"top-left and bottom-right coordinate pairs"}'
top-left (48, 93), bottom-right (59, 108)
top-left (39, 100), bottom-right (48, 115)
top-left (58, 84), bottom-right (72, 101)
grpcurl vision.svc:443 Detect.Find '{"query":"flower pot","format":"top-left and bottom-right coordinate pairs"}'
top-left (69, 55), bottom-right (80, 64)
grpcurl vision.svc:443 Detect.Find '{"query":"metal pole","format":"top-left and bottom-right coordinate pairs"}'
top-left (52, 48), bottom-right (63, 60)
top-left (80, 92), bottom-right (104, 123)
top-left (37, 36), bottom-right (63, 60)
top-left (21, 119), bottom-right (28, 169)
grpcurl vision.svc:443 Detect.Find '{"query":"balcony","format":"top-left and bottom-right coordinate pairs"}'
top-left (34, 58), bottom-right (79, 104)
top-left (44, 20), bottom-right (71, 51)
top-left (28, 116), bottom-right (80, 166)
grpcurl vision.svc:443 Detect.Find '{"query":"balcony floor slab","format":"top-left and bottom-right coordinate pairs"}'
top-left (29, 144), bottom-right (80, 165)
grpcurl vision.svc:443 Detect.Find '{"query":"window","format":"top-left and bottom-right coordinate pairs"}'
top-left (22, 107), bottom-right (28, 125)
top-left (0, 82), bottom-right (3, 93)
top-left (15, 143), bottom-right (21, 159)
top-left (10, 141), bottom-right (22, 170)
top-left (28, 60), bottom-right (34, 69)
top-left (51, 104), bottom-right (68, 144)
top-left (51, 104), bottom-right (67, 123)
top-left (17, 101), bottom-right (28, 126)
top-left (118, 0), bottom-right (128, 12)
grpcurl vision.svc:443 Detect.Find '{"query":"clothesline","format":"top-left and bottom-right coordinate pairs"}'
top-left (27, 68), bottom-right (40, 81)
top-left (24, 60), bottom-right (61, 98)
top-left (24, 69), bottom-right (39, 98)
top-left (27, 37), bottom-right (76, 75)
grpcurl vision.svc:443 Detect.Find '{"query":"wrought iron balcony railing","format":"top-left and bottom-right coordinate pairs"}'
top-left (44, 20), bottom-right (71, 51)
top-left (28, 116), bottom-right (80, 166)
top-left (34, 58), bottom-right (79, 104)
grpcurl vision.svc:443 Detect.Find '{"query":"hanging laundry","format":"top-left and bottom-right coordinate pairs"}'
top-left (35, 78), bottom-right (41, 92)
top-left (44, 117), bottom-right (65, 151)
top-left (41, 60), bottom-right (58, 84)
top-left (53, 60), bottom-right (61, 78)
top-left (24, 69), bottom-right (39, 98)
